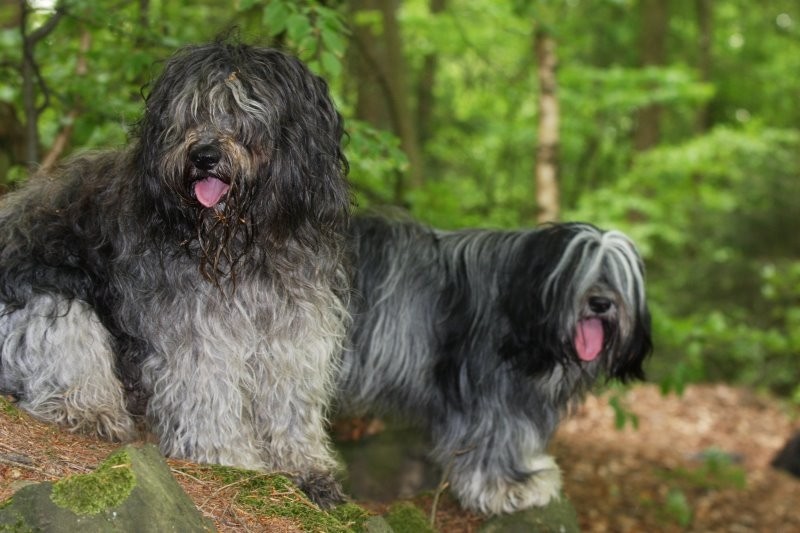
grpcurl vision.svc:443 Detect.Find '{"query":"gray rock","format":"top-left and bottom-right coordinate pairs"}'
top-left (478, 495), bottom-right (580, 533)
top-left (0, 443), bottom-right (215, 532)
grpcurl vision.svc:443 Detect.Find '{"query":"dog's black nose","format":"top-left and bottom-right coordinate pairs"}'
top-left (588, 296), bottom-right (613, 314)
top-left (190, 144), bottom-right (222, 170)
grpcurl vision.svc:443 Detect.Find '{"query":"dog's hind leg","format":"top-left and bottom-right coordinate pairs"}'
top-left (0, 295), bottom-right (135, 441)
top-left (431, 409), bottom-right (562, 514)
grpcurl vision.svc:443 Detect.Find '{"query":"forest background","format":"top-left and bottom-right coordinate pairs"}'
top-left (1, 0), bottom-right (799, 402)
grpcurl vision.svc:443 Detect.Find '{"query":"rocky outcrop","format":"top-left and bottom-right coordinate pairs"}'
top-left (0, 443), bottom-right (214, 532)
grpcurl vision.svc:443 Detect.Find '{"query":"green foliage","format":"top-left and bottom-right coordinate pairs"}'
top-left (653, 449), bottom-right (746, 527)
top-left (663, 488), bottom-right (693, 528)
top-left (347, 119), bottom-right (409, 208)
top-left (608, 389), bottom-right (639, 430)
top-left (659, 450), bottom-right (747, 492)
top-left (253, 0), bottom-right (349, 79)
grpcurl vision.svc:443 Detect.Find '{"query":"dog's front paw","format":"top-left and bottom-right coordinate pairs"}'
top-left (454, 454), bottom-right (562, 515)
top-left (28, 391), bottom-right (137, 442)
top-left (294, 471), bottom-right (346, 509)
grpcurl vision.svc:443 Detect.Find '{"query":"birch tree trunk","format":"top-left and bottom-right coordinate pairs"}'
top-left (535, 27), bottom-right (560, 224)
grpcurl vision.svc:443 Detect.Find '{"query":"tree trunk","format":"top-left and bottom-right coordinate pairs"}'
top-left (633, 0), bottom-right (669, 151)
top-left (20, 1), bottom-right (39, 169)
top-left (349, 0), bottom-right (425, 203)
top-left (534, 27), bottom-right (560, 224)
top-left (349, 0), bottom-right (390, 128)
top-left (694, 0), bottom-right (713, 133)
top-left (138, 0), bottom-right (149, 30)
top-left (416, 0), bottom-right (446, 146)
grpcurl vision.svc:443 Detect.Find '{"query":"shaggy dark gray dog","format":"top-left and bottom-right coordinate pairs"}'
top-left (339, 215), bottom-right (652, 514)
top-left (0, 41), bottom-right (350, 506)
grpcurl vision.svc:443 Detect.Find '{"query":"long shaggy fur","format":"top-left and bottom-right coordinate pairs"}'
top-left (0, 41), bottom-right (350, 506)
top-left (339, 215), bottom-right (652, 514)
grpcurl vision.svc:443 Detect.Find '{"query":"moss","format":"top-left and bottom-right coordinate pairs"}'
top-left (0, 519), bottom-right (34, 533)
top-left (0, 396), bottom-right (21, 419)
top-left (0, 505), bottom-right (33, 533)
top-left (328, 502), bottom-right (372, 531)
top-left (384, 501), bottom-right (436, 533)
top-left (50, 449), bottom-right (136, 515)
top-left (174, 464), bottom-right (374, 532)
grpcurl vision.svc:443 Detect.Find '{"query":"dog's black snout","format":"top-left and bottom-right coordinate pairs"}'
top-left (588, 296), bottom-right (613, 314)
top-left (190, 144), bottom-right (222, 170)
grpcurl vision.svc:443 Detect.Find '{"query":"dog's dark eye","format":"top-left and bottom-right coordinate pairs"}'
top-left (588, 296), bottom-right (612, 314)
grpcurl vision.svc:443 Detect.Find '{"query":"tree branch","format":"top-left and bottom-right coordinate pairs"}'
top-left (26, 2), bottom-right (66, 45)
top-left (19, 0), bottom-right (67, 168)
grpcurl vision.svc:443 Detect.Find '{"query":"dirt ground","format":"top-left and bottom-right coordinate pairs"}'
top-left (2, 383), bottom-right (799, 532)
top-left (554, 384), bottom-right (800, 533)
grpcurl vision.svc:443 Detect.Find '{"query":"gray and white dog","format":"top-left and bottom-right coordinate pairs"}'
top-left (339, 215), bottom-right (652, 514)
top-left (0, 41), bottom-right (350, 506)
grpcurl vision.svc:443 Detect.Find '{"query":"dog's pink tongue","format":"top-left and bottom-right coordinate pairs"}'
top-left (194, 177), bottom-right (230, 208)
top-left (575, 318), bottom-right (604, 362)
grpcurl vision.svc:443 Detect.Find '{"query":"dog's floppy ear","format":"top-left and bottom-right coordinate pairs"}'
top-left (609, 304), bottom-right (651, 382)
top-left (263, 51), bottom-right (351, 243)
top-left (498, 226), bottom-right (578, 376)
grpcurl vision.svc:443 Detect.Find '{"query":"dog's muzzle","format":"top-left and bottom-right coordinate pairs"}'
top-left (575, 295), bottom-right (616, 362)
top-left (190, 144), bottom-right (230, 208)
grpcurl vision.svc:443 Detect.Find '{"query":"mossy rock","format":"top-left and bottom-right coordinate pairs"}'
top-left (0, 444), bottom-right (214, 532)
top-left (478, 494), bottom-right (580, 533)
top-left (50, 448), bottom-right (136, 515)
top-left (384, 501), bottom-right (436, 533)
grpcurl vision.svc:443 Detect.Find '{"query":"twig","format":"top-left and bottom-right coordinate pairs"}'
top-left (429, 446), bottom-right (475, 529)
top-left (0, 452), bottom-right (32, 465)
top-left (0, 455), bottom-right (58, 479)
top-left (169, 467), bottom-right (207, 485)
top-left (228, 503), bottom-right (254, 533)
top-left (197, 473), bottom-right (271, 511)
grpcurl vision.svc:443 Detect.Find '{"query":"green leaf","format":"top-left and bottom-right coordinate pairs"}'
top-left (263, 0), bottom-right (292, 35)
top-left (286, 12), bottom-right (312, 43)
top-left (238, 0), bottom-right (260, 11)
top-left (320, 51), bottom-right (341, 78)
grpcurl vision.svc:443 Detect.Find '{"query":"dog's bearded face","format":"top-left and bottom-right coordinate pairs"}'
top-left (158, 85), bottom-right (272, 279)
top-left (500, 223), bottom-right (652, 386)
top-left (132, 42), bottom-right (349, 280)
